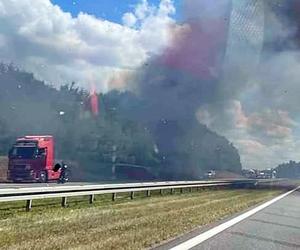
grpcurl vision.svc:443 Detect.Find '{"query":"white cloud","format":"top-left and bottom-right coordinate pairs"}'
top-left (235, 137), bottom-right (300, 170)
top-left (135, 0), bottom-right (152, 20)
top-left (0, 0), bottom-right (175, 91)
top-left (197, 100), bottom-right (300, 169)
top-left (122, 13), bottom-right (137, 27)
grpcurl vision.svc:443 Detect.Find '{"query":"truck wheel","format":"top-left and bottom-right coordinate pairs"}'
top-left (38, 171), bottom-right (48, 183)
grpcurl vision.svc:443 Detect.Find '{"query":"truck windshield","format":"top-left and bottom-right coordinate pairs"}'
top-left (11, 147), bottom-right (36, 159)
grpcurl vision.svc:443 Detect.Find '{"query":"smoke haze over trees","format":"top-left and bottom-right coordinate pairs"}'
top-left (0, 63), bottom-right (241, 180)
top-left (150, 0), bottom-right (300, 170)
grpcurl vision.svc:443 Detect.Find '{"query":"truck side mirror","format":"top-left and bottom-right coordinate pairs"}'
top-left (8, 148), bottom-right (13, 157)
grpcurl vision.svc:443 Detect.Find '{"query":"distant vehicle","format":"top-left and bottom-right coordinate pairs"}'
top-left (7, 135), bottom-right (68, 183)
top-left (242, 169), bottom-right (257, 179)
top-left (257, 169), bottom-right (276, 179)
top-left (115, 164), bottom-right (156, 181)
top-left (257, 171), bottom-right (266, 179)
top-left (204, 170), bottom-right (216, 179)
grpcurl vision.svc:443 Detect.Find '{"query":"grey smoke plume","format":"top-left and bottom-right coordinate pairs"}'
top-left (134, 0), bottom-right (231, 120)
top-left (133, 0), bottom-right (300, 170)
top-left (124, 0), bottom-right (243, 178)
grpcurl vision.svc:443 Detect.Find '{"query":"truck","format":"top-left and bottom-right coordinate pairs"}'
top-left (7, 135), bottom-right (65, 183)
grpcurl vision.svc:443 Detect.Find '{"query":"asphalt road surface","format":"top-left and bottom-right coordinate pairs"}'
top-left (157, 187), bottom-right (300, 250)
top-left (0, 182), bottom-right (97, 189)
top-left (0, 179), bottom-right (291, 190)
top-left (0, 180), bottom-right (162, 189)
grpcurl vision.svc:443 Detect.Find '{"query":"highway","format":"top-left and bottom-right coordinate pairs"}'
top-left (156, 186), bottom-right (300, 250)
top-left (0, 178), bottom-right (283, 189)
top-left (0, 179), bottom-right (254, 189)
top-left (0, 182), bottom-right (95, 189)
top-left (0, 180), bottom-right (234, 189)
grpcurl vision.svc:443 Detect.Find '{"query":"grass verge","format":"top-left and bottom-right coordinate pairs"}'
top-left (0, 156), bottom-right (7, 181)
top-left (0, 188), bottom-right (281, 250)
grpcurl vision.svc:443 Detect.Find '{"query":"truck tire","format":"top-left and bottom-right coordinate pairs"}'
top-left (38, 171), bottom-right (48, 183)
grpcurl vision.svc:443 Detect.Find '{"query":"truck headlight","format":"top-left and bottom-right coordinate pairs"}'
top-left (25, 165), bottom-right (31, 170)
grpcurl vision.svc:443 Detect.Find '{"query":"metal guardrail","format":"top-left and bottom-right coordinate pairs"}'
top-left (0, 179), bottom-right (282, 211)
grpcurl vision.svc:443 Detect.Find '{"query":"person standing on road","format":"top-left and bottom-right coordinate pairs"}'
top-left (58, 162), bottom-right (68, 184)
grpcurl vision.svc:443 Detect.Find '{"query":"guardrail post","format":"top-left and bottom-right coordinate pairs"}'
top-left (26, 200), bottom-right (32, 211)
top-left (89, 194), bottom-right (95, 204)
top-left (112, 193), bottom-right (117, 201)
top-left (171, 188), bottom-right (174, 194)
top-left (130, 191), bottom-right (135, 200)
top-left (160, 189), bottom-right (163, 195)
top-left (146, 190), bottom-right (151, 197)
top-left (61, 197), bottom-right (67, 207)
top-left (189, 187), bottom-right (192, 192)
top-left (180, 188), bottom-right (183, 194)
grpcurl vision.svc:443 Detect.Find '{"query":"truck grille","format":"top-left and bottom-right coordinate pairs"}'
top-left (14, 165), bottom-right (26, 171)
top-left (9, 165), bottom-right (32, 179)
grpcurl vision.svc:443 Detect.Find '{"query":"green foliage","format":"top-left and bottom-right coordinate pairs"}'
top-left (275, 161), bottom-right (300, 178)
top-left (0, 63), bottom-right (242, 180)
top-left (0, 63), bottom-right (160, 180)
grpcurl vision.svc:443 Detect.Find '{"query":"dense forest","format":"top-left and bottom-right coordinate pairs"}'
top-left (0, 63), bottom-right (242, 180)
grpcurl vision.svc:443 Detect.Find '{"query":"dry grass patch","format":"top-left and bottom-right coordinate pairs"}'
top-left (0, 188), bottom-right (281, 250)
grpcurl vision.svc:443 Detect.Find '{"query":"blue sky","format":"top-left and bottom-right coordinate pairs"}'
top-left (51, 0), bottom-right (182, 23)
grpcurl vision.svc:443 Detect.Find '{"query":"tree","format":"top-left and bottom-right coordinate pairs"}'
top-left (0, 63), bottom-right (242, 181)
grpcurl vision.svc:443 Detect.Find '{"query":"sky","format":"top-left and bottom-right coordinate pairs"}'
top-left (0, 0), bottom-right (300, 170)
top-left (0, 0), bottom-right (178, 91)
top-left (51, 0), bottom-right (182, 23)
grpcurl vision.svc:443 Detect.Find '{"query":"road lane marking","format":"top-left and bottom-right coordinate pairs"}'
top-left (170, 186), bottom-right (299, 250)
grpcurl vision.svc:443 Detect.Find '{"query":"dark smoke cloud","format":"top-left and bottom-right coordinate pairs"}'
top-left (133, 0), bottom-right (232, 121)
top-left (123, 0), bottom-right (245, 177)
top-left (131, 0), bottom-right (300, 170)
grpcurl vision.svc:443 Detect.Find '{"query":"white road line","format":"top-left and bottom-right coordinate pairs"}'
top-left (170, 186), bottom-right (299, 250)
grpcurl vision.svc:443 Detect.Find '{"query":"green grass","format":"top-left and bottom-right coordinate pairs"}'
top-left (0, 188), bottom-right (281, 250)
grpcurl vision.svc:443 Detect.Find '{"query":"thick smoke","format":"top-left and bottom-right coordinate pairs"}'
top-left (124, 0), bottom-right (244, 178)
top-left (132, 0), bottom-right (300, 170)
top-left (134, 0), bottom-right (231, 121)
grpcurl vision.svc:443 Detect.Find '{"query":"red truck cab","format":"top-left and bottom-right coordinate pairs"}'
top-left (8, 135), bottom-right (61, 182)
